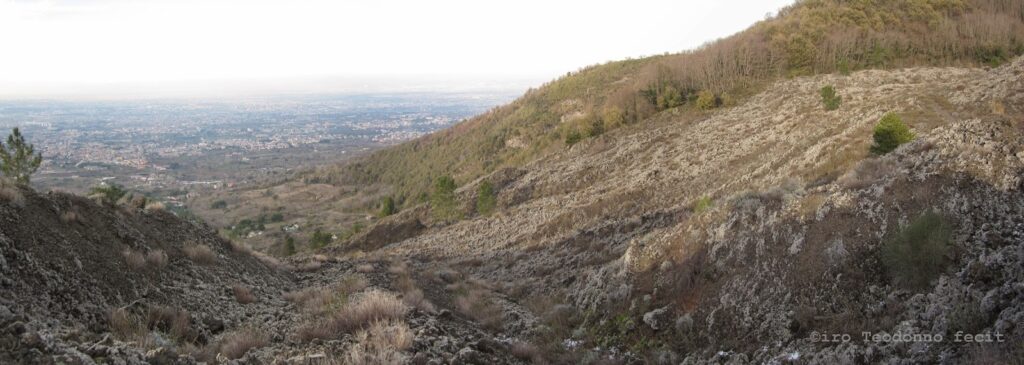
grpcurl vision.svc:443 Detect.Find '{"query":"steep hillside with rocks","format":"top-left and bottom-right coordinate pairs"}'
top-left (0, 185), bottom-right (531, 364)
top-left (202, 0), bottom-right (1024, 258)
top-left (2, 58), bottom-right (1020, 365)
top-left (329, 57), bottom-right (1024, 363)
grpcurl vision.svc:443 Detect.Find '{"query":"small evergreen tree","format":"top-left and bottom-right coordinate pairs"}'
top-left (602, 107), bottom-right (625, 129)
top-left (696, 90), bottom-right (718, 110)
top-left (565, 130), bottom-right (583, 145)
top-left (656, 86), bottom-right (684, 110)
top-left (0, 128), bottom-right (43, 185)
top-left (431, 175), bottom-right (460, 221)
top-left (820, 85), bottom-right (841, 111)
top-left (284, 235), bottom-right (296, 256)
top-left (476, 181), bottom-right (496, 216)
top-left (585, 115), bottom-right (604, 137)
top-left (379, 196), bottom-right (397, 217)
top-left (836, 59), bottom-right (852, 75)
top-left (90, 183), bottom-right (128, 203)
top-left (309, 229), bottom-right (332, 248)
top-left (870, 112), bottom-right (915, 155)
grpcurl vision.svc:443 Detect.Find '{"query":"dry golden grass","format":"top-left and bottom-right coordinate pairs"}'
top-left (233, 284), bottom-right (257, 304)
top-left (797, 193), bottom-right (827, 219)
top-left (394, 274), bottom-right (416, 293)
top-left (356, 263), bottom-right (375, 273)
top-left (400, 288), bottom-right (435, 313)
top-left (145, 249), bottom-right (169, 269)
top-left (251, 251), bottom-right (290, 270)
top-left (122, 249), bottom-right (147, 271)
top-left (296, 261), bottom-right (323, 272)
top-left (989, 100), bottom-right (1006, 116)
top-left (454, 288), bottom-right (504, 331)
top-left (297, 289), bottom-right (409, 341)
top-left (228, 240), bottom-right (252, 254)
top-left (183, 243), bottom-right (217, 265)
top-left (387, 260), bottom-right (408, 275)
top-left (146, 305), bottom-right (193, 342)
top-left (218, 328), bottom-right (269, 360)
top-left (364, 320), bottom-right (414, 351)
top-left (511, 341), bottom-right (545, 364)
top-left (284, 275), bottom-right (368, 314)
top-left (342, 320), bottom-right (414, 365)
top-left (387, 264), bottom-right (436, 313)
top-left (837, 157), bottom-right (897, 190)
top-left (59, 211), bottom-right (80, 223)
top-left (144, 201), bottom-right (165, 212)
top-left (109, 308), bottom-right (147, 343)
top-left (0, 183), bottom-right (25, 207)
top-left (110, 305), bottom-right (195, 348)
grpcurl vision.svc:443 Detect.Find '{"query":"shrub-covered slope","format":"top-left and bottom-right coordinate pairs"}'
top-left (192, 0), bottom-right (1024, 257)
top-left (311, 0), bottom-right (1024, 208)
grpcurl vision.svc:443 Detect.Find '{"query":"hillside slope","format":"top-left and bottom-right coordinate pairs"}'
top-left (313, 0), bottom-right (1024, 206)
top-left (333, 56), bottom-right (1024, 363)
top-left (0, 184), bottom-right (292, 363)
top-left (0, 184), bottom-right (535, 364)
top-left (193, 0), bottom-right (1024, 256)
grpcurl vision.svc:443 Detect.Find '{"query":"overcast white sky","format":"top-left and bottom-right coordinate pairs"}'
top-left (0, 0), bottom-right (794, 99)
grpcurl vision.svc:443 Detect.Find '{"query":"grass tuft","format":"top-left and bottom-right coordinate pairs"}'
top-left (183, 243), bottom-right (217, 265)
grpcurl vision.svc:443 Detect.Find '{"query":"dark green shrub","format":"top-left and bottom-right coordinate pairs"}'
top-left (693, 196), bottom-right (713, 214)
top-left (870, 112), bottom-right (915, 155)
top-left (230, 218), bottom-right (265, 238)
top-left (585, 115), bottom-right (605, 137)
top-left (379, 196), bottom-right (396, 217)
top-left (696, 90), bottom-right (718, 110)
top-left (211, 200), bottom-right (228, 209)
top-left (338, 222), bottom-right (365, 241)
top-left (881, 211), bottom-right (952, 290)
top-left (476, 181), bottom-right (496, 216)
top-left (820, 85), bottom-right (841, 111)
top-left (431, 176), bottom-right (460, 221)
top-left (269, 212), bottom-right (284, 223)
top-left (564, 130), bottom-right (582, 145)
top-left (90, 183), bottom-right (128, 203)
top-left (309, 229), bottom-right (333, 248)
top-left (656, 86), bottom-right (684, 110)
top-left (837, 59), bottom-right (852, 75)
top-left (977, 46), bottom-right (1009, 67)
top-left (284, 236), bottom-right (296, 256)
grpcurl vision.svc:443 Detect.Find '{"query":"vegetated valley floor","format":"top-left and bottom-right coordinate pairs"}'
top-left (1, 58), bottom-right (1023, 364)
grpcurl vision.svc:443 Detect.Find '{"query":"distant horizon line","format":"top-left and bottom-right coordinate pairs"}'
top-left (0, 73), bottom-right (553, 101)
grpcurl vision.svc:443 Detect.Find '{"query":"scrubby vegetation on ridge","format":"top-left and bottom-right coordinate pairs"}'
top-left (307, 0), bottom-right (1024, 212)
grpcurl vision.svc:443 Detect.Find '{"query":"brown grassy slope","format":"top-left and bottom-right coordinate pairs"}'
top-left (309, 0), bottom-right (1024, 207)
top-left (190, 0), bottom-right (1024, 257)
top-left (376, 56), bottom-right (1023, 284)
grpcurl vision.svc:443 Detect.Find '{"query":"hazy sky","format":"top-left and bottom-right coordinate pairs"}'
top-left (0, 0), bottom-right (794, 98)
